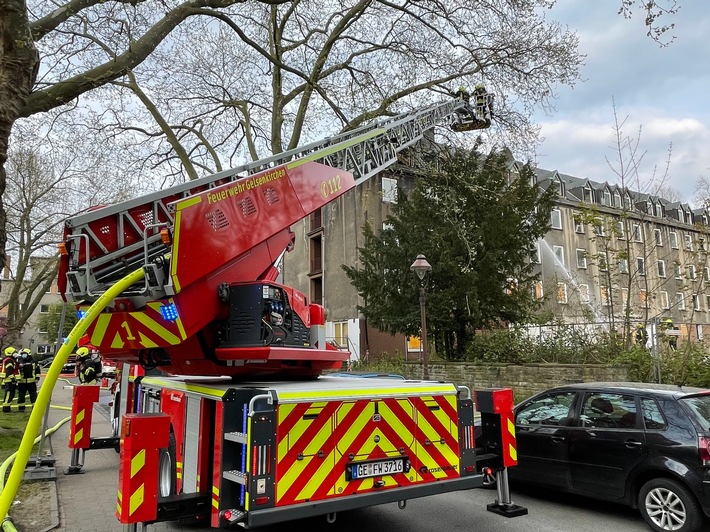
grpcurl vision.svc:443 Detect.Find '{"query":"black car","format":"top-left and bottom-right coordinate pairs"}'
top-left (480, 382), bottom-right (710, 532)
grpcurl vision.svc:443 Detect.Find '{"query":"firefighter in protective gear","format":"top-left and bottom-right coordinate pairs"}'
top-left (473, 83), bottom-right (492, 124)
top-left (635, 323), bottom-right (648, 346)
top-left (76, 347), bottom-right (97, 385)
top-left (17, 348), bottom-right (41, 411)
top-left (663, 318), bottom-right (679, 350)
top-left (1, 346), bottom-right (19, 412)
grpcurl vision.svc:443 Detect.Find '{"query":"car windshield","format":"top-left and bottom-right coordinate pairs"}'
top-left (680, 394), bottom-right (710, 432)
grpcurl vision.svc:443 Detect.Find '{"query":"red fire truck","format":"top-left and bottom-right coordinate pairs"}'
top-left (59, 97), bottom-right (526, 528)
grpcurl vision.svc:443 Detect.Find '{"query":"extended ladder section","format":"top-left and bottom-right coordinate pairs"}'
top-left (58, 97), bottom-right (485, 304)
top-left (56, 96), bottom-right (491, 376)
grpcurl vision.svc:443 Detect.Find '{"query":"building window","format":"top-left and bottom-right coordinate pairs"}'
top-left (579, 284), bottom-right (590, 303)
top-left (621, 288), bottom-right (629, 308)
top-left (598, 254), bottom-right (608, 271)
top-left (697, 324), bottom-right (704, 341)
top-left (574, 215), bottom-right (584, 234)
top-left (637, 257), bottom-right (645, 276)
top-left (584, 186), bottom-right (593, 203)
top-left (532, 242), bottom-right (541, 264)
top-left (706, 294), bottom-right (710, 311)
top-left (640, 289), bottom-right (648, 308)
top-left (693, 294), bottom-right (701, 311)
top-left (669, 231), bottom-right (678, 249)
top-left (618, 258), bottom-right (629, 274)
top-left (556, 179), bottom-right (564, 196)
top-left (632, 224), bottom-right (642, 242)
top-left (655, 203), bottom-right (663, 217)
top-left (551, 209), bottom-right (562, 230)
top-left (553, 245), bottom-right (565, 267)
top-left (657, 260), bottom-right (666, 278)
top-left (616, 220), bottom-right (625, 239)
top-left (685, 234), bottom-right (693, 251)
top-left (532, 281), bottom-right (544, 300)
top-left (613, 191), bottom-right (622, 208)
top-left (381, 177), bottom-right (398, 203)
top-left (557, 282), bottom-right (568, 304)
top-left (689, 265), bottom-right (697, 280)
top-left (601, 285), bottom-right (610, 306)
top-left (675, 263), bottom-right (682, 279)
top-left (654, 229), bottom-right (662, 246)
top-left (334, 321), bottom-right (349, 348)
top-left (576, 249), bottom-right (587, 269)
top-left (704, 266), bottom-right (710, 281)
top-left (660, 291), bottom-right (670, 310)
top-left (594, 219), bottom-right (605, 237)
top-left (676, 292), bottom-right (685, 311)
top-left (39, 304), bottom-right (50, 314)
top-left (603, 189), bottom-right (612, 206)
top-left (624, 194), bottom-right (633, 210)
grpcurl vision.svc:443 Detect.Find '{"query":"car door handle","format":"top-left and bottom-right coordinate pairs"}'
top-left (550, 436), bottom-right (565, 443)
top-left (625, 440), bottom-right (643, 447)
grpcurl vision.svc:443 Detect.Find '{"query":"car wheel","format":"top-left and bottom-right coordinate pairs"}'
top-left (158, 433), bottom-right (177, 498)
top-left (639, 478), bottom-right (703, 532)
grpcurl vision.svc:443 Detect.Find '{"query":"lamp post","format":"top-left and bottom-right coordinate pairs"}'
top-left (410, 254), bottom-right (432, 380)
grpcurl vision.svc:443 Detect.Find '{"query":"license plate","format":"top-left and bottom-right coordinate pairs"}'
top-left (350, 459), bottom-right (404, 479)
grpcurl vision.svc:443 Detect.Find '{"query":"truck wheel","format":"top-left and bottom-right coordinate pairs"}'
top-left (638, 478), bottom-right (703, 532)
top-left (159, 433), bottom-right (177, 498)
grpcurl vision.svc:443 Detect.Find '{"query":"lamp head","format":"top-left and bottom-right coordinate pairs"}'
top-left (410, 254), bottom-right (432, 281)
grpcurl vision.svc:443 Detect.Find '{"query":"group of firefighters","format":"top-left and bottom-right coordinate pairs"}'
top-left (635, 319), bottom-right (680, 350)
top-left (0, 346), bottom-right (41, 412)
top-left (452, 83), bottom-right (494, 125)
top-left (0, 343), bottom-right (103, 412)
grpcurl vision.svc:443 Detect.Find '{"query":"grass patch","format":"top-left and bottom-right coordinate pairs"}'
top-left (0, 411), bottom-right (40, 463)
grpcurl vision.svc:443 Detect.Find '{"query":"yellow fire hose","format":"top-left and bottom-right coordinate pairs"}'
top-left (0, 267), bottom-right (145, 522)
top-left (0, 413), bottom-right (72, 532)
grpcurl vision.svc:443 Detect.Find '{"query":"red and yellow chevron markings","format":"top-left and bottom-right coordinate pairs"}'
top-left (274, 394), bottom-right (460, 506)
top-left (501, 411), bottom-right (518, 467)
top-left (86, 299), bottom-right (187, 350)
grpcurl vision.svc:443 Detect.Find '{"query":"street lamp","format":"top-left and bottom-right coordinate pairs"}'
top-left (410, 254), bottom-right (432, 380)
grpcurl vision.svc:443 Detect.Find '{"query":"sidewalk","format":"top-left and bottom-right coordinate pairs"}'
top-left (42, 379), bottom-right (183, 531)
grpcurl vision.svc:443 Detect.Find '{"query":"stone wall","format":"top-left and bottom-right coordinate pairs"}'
top-left (401, 362), bottom-right (631, 402)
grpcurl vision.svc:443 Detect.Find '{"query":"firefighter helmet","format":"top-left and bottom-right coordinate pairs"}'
top-left (76, 346), bottom-right (90, 359)
top-left (20, 348), bottom-right (31, 355)
top-left (4, 346), bottom-right (16, 357)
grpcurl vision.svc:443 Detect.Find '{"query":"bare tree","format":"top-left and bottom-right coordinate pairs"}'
top-left (1, 118), bottom-right (135, 345)
top-left (0, 0), bottom-right (679, 290)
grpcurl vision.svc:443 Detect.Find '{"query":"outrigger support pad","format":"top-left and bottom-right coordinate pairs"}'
top-left (486, 468), bottom-right (528, 518)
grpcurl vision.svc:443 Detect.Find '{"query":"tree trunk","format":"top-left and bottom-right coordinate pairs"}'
top-left (0, 0), bottom-right (39, 285)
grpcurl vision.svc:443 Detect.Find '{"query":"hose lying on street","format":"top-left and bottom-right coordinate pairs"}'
top-left (0, 413), bottom-right (72, 532)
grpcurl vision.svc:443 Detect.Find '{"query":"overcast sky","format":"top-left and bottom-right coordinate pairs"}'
top-left (530, 1), bottom-right (710, 206)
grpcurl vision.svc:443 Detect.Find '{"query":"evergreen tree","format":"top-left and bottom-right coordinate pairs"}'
top-left (343, 145), bottom-right (556, 359)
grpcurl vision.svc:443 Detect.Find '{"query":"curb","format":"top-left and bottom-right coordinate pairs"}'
top-left (38, 479), bottom-right (60, 532)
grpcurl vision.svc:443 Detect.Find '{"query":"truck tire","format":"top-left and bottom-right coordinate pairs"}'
top-left (638, 478), bottom-right (703, 532)
top-left (158, 433), bottom-right (177, 498)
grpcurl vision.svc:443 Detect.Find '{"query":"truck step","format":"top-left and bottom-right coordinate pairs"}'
top-left (224, 431), bottom-right (248, 444)
top-left (223, 469), bottom-right (248, 485)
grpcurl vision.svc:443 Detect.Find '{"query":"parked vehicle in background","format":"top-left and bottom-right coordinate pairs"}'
top-left (478, 382), bottom-right (710, 532)
top-left (100, 358), bottom-right (117, 379)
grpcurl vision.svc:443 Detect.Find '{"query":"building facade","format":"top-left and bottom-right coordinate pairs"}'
top-left (0, 257), bottom-right (63, 357)
top-left (282, 156), bottom-right (710, 360)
